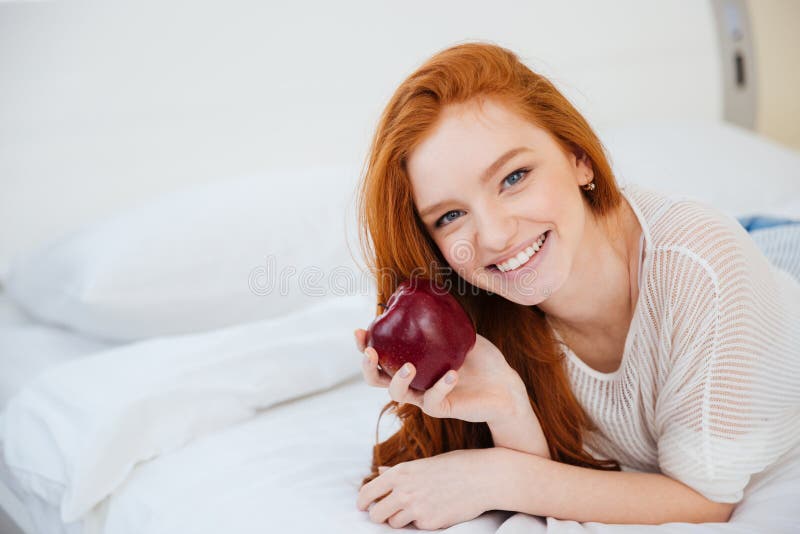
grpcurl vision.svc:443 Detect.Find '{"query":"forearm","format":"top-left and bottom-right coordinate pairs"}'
top-left (485, 447), bottom-right (734, 524)
top-left (487, 402), bottom-right (550, 459)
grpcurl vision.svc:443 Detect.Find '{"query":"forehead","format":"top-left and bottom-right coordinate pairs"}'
top-left (407, 98), bottom-right (554, 205)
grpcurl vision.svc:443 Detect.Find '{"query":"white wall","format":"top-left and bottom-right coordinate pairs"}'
top-left (0, 0), bottom-right (720, 275)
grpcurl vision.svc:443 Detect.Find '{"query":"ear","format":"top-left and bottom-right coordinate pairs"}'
top-left (572, 149), bottom-right (594, 186)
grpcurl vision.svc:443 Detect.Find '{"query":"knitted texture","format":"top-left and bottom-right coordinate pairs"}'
top-left (560, 184), bottom-right (800, 504)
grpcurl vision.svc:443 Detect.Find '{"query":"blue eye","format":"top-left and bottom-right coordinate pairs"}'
top-left (435, 210), bottom-right (464, 228)
top-left (432, 167), bottom-right (531, 229)
top-left (502, 168), bottom-right (530, 189)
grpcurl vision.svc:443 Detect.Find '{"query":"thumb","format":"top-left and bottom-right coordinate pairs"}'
top-left (354, 329), bottom-right (367, 352)
top-left (378, 466), bottom-right (389, 474)
top-left (421, 370), bottom-right (458, 417)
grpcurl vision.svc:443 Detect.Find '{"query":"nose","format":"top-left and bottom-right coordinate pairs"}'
top-left (474, 202), bottom-right (518, 260)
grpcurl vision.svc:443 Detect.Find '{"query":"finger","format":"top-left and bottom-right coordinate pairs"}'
top-left (422, 370), bottom-right (458, 417)
top-left (378, 466), bottom-right (389, 474)
top-left (353, 328), bottom-right (368, 352)
top-left (387, 509), bottom-right (415, 529)
top-left (388, 363), bottom-right (424, 407)
top-left (357, 471), bottom-right (393, 511)
top-left (368, 490), bottom-right (402, 525)
top-left (362, 347), bottom-right (392, 388)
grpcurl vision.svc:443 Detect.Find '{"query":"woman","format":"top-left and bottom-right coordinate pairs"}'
top-left (352, 42), bottom-right (800, 530)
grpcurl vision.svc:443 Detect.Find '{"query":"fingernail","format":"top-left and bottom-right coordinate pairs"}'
top-left (445, 371), bottom-right (455, 384)
top-left (399, 364), bottom-right (410, 378)
top-left (364, 353), bottom-right (371, 365)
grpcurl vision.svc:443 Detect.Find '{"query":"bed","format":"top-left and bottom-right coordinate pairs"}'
top-left (0, 290), bottom-right (401, 534)
top-left (1, 118), bottom-right (799, 534)
top-left (2, 2), bottom-right (799, 533)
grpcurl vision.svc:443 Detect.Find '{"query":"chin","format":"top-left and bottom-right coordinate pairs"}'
top-left (466, 275), bottom-right (553, 306)
top-left (506, 271), bottom-right (566, 306)
top-left (506, 284), bottom-right (551, 306)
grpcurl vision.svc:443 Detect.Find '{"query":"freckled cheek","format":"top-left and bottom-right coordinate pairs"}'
top-left (440, 235), bottom-right (480, 272)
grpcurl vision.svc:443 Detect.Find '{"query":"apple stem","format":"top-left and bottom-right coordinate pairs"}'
top-left (378, 302), bottom-right (388, 310)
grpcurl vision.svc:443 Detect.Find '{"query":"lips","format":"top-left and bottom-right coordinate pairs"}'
top-left (486, 231), bottom-right (549, 270)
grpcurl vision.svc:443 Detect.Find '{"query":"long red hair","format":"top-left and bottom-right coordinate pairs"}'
top-left (356, 42), bottom-right (622, 487)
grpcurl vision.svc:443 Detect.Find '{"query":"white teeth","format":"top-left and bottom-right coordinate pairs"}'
top-left (495, 232), bottom-right (548, 273)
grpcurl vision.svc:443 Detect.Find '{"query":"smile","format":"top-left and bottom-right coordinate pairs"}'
top-left (492, 231), bottom-right (549, 273)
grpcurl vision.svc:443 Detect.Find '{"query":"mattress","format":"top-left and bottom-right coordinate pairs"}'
top-left (0, 290), bottom-right (118, 534)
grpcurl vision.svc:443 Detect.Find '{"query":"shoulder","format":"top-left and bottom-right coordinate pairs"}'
top-left (624, 183), bottom-right (778, 294)
top-left (624, 184), bottom-right (800, 360)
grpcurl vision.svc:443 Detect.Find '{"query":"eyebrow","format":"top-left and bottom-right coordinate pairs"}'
top-left (418, 146), bottom-right (532, 220)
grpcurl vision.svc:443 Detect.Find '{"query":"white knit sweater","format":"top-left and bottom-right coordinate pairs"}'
top-left (559, 183), bottom-right (800, 504)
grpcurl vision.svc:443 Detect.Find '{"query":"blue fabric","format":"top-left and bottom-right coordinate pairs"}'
top-left (737, 215), bottom-right (800, 233)
top-left (737, 216), bottom-right (800, 282)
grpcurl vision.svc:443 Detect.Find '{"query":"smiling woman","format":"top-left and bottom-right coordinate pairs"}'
top-left (354, 42), bottom-right (800, 530)
top-left (406, 97), bottom-right (639, 309)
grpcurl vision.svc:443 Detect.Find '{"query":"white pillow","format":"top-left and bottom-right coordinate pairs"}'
top-left (1, 293), bottom-right (373, 522)
top-left (5, 167), bottom-right (371, 341)
top-left (599, 120), bottom-right (800, 218)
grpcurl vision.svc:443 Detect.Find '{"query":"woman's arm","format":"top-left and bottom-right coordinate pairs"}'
top-left (485, 447), bottom-right (736, 524)
top-left (487, 390), bottom-right (551, 459)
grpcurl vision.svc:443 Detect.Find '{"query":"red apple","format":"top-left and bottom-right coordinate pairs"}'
top-left (365, 278), bottom-right (476, 391)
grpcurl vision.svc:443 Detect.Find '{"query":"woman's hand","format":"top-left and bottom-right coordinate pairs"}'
top-left (354, 328), bottom-right (528, 425)
top-left (356, 448), bottom-right (496, 530)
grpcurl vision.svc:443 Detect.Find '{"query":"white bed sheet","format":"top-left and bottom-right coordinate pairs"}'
top-left (4, 369), bottom-right (800, 534)
top-left (0, 435), bottom-right (84, 534)
top-left (0, 290), bottom-right (32, 328)
top-left (0, 291), bottom-right (118, 408)
top-left (86, 378), bottom-right (800, 534)
top-left (0, 290), bottom-right (116, 534)
top-left (90, 377), bottom-right (511, 534)
top-left (2, 279), bottom-right (799, 534)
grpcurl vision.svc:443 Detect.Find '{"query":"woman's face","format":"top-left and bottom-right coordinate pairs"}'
top-left (407, 97), bottom-right (594, 305)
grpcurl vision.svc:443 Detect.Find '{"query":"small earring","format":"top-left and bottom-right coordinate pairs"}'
top-left (582, 181), bottom-right (596, 191)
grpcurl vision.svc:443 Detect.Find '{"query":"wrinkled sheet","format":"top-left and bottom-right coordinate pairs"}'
top-left (84, 378), bottom-right (799, 534)
top-left (2, 294), bottom-right (375, 524)
top-left (2, 291), bottom-right (798, 533)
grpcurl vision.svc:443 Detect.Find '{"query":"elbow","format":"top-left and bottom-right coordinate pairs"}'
top-left (706, 501), bottom-right (736, 523)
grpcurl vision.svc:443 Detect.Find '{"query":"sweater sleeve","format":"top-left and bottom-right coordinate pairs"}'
top-left (653, 204), bottom-right (800, 504)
